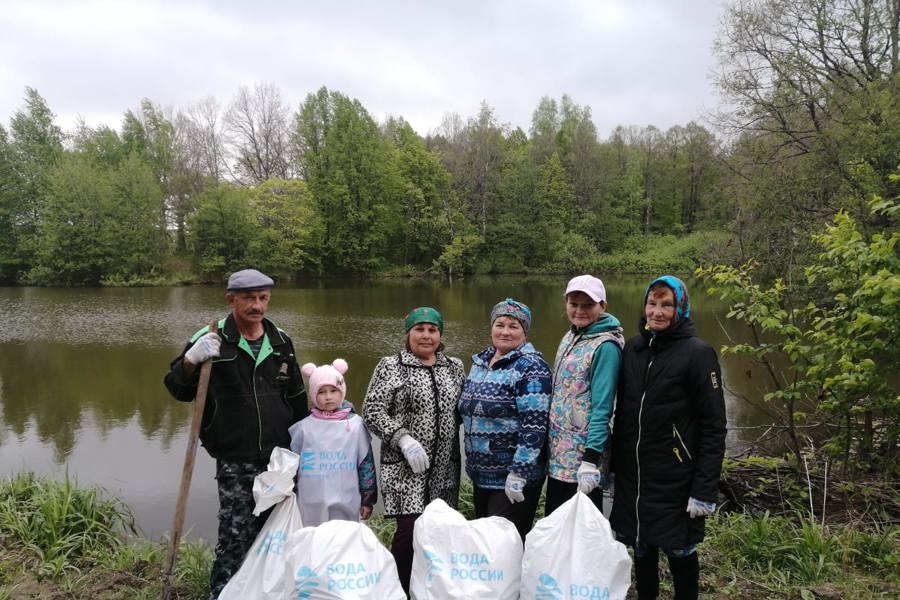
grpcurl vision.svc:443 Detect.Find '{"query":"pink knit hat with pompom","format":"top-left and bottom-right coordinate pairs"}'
top-left (301, 359), bottom-right (348, 406)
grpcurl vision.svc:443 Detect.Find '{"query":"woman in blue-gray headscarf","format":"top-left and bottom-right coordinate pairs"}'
top-left (610, 276), bottom-right (726, 600)
top-left (459, 298), bottom-right (552, 541)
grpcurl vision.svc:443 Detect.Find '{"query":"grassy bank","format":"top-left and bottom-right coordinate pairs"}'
top-left (1, 472), bottom-right (896, 599)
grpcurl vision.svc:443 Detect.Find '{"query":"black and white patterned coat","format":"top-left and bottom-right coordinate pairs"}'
top-left (363, 349), bottom-right (465, 516)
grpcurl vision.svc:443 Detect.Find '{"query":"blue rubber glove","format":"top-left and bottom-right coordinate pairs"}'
top-left (686, 497), bottom-right (716, 518)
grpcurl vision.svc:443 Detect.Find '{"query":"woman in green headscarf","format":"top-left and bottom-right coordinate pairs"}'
top-left (363, 306), bottom-right (466, 595)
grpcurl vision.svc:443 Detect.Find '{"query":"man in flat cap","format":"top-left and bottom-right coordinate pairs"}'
top-left (164, 268), bottom-right (307, 599)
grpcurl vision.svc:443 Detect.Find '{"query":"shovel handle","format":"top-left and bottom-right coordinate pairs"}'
top-left (161, 319), bottom-right (218, 600)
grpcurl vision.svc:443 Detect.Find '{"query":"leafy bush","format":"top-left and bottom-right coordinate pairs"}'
top-left (698, 189), bottom-right (900, 472)
top-left (543, 232), bottom-right (603, 273)
top-left (594, 231), bottom-right (733, 274)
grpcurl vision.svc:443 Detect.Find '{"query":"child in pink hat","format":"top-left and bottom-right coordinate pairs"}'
top-left (288, 359), bottom-right (377, 526)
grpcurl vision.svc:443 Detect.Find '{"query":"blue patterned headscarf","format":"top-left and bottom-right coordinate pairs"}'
top-left (490, 298), bottom-right (532, 333)
top-left (644, 275), bottom-right (692, 320)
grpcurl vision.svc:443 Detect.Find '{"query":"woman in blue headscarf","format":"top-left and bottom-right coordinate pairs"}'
top-left (459, 298), bottom-right (552, 541)
top-left (610, 276), bottom-right (726, 600)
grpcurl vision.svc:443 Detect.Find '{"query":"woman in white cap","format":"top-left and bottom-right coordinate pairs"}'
top-left (545, 275), bottom-right (625, 516)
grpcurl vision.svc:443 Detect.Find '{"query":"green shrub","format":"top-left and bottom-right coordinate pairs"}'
top-left (594, 231), bottom-right (733, 274)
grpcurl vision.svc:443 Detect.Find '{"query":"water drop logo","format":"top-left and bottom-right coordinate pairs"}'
top-left (424, 549), bottom-right (444, 582)
top-left (301, 451), bottom-right (316, 472)
top-left (536, 572), bottom-right (564, 600)
top-left (293, 565), bottom-right (319, 599)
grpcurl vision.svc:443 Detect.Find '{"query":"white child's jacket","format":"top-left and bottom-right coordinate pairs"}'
top-left (288, 402), bottom-right (373, 526)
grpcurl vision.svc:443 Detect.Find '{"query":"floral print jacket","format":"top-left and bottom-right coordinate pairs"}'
top-left (548, 313), bottom-right (624, 482)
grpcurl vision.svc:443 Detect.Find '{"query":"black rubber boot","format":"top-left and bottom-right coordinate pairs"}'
top-left (633, 550), bottom-right (660, 600)
top-left (668, 552), bottom-right (700, 600)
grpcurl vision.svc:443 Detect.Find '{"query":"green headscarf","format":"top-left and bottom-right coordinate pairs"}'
top-left (404, 306), bottom-right (444, 333)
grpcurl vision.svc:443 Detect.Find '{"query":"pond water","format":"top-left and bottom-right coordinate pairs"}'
top-left (0, 275), bottom-right (774, 543)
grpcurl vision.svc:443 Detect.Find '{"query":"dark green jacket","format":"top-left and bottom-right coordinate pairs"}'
top-left (164, 314), bottom-right (308, 461)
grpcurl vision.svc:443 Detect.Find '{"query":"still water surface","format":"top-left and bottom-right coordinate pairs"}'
top-left (0, 275), bottom-right (773, 543)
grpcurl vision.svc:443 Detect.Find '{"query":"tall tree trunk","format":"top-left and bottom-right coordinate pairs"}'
top-left (891, 0), bottom-right (899, 73)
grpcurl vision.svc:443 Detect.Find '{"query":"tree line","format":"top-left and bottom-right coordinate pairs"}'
top-left (0, 0), bottom-right (896, 286)
top-left (0, 88), bottom-right (731, 285)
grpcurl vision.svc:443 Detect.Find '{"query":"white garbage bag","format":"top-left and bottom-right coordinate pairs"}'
top-left (219, 447), bottom-right (404, 599)
top-left (520, 492), bottom-right (631, 600)
top-left (410, 499), bottom-right (523, 600)
top-left (218, 447), bottom-right (304, 600)
top-left (286, 519), bottom-right (406, 599)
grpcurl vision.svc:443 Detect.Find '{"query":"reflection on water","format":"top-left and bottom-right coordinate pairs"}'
top-left (0, 275), bottom-right (776, 542)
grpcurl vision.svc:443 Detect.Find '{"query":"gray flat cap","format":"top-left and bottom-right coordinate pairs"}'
top-left (226, 269), bottom-right (274, 291)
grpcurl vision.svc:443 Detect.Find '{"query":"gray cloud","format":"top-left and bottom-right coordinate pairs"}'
top-left (2, 0), bottom-right (726, 137)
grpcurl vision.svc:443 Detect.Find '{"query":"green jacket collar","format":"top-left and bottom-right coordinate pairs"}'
top-left (571, 312), bottom-right (622, 337)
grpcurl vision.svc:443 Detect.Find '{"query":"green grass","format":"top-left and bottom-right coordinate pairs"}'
top-left (0, 472), bottom-right (137, 578)
top-left (0, 472), bottom-right (209, 598)
top-left (2, 471), bottom-right (896, 599)
top-left (701, 511), bottom-right (900, 597)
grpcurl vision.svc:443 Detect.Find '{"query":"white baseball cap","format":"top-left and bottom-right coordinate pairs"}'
top-left (564, 274), bottom-right (606, 303)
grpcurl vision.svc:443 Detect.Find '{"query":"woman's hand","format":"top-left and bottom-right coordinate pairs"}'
top-left (686, 497), bottom-right (716, 518)
top-left (398, 434), bottom-right (430, 474)
top-left (359, 505), bottom-right (373, 520)
top-left (577, 461), bottom-right (604, 494)
top-left (504, 473), bottom-right (526, 503)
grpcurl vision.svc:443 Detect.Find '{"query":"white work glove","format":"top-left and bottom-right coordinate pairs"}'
top-left (686, 497), bottom-right (716, 518)
top-left (184, 332), bottom-right (221, 365)
top-left (504, 473), bottom-right (526, 504)
top-left (398, 434), bottom-right (430, 474)
top-left (577, 461), bottom-right (603, 494)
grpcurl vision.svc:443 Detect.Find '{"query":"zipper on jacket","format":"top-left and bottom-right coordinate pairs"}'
top-left (635, 336), bottom-right (655, 544)
top-left (254, 361), bottom-right (263, 453)
top-left (251, 331), bottom-right (276, 455)
top-left (672, 424), bottom-right (693, 461)
top-left (425, 366), bottom-right (441, 503)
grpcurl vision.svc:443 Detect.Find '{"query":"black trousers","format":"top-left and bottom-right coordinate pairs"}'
top-left (634, 546), bottom-right (700, 600)
top-left (472, 483), bottom-right (543, 542)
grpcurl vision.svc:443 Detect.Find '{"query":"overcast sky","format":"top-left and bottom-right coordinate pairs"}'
top-left (2, 0), bottom-right (728, 138)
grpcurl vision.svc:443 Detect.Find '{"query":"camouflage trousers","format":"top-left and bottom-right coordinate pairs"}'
top-left (209, 458), bottom-right (269, 600)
